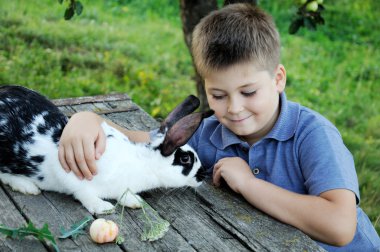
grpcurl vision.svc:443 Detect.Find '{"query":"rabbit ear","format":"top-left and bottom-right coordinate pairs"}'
top-left (159, 95), bottom-right (200, 134)
top-left (159, 110), bottom-right (213, 157)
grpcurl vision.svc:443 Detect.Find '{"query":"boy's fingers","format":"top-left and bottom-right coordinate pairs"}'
top-left (212, 163), bottom-right (222, 187)
top-left (83, 138), bottom-right (97, 176)
top-left (58, 145), bottom-right (70, 172)
top-left (95, 128), bottom-right (106, 160)
top-left (65, 146), bottom-right (84, 180)
top-left (73, 143), bottom-right (93, 180)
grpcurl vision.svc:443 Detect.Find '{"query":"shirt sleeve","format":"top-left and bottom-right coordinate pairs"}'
top-left (298, 125), bottom-right (360, 204)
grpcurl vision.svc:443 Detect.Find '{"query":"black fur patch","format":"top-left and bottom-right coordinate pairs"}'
top-left (172, 148), bottom-right (194, 176)
top-left (30, 155), bottom-right (45, 163)
top-left (195, 166), bottom-right (206, 182)
top-left (0, 85), bottom-right (68, 177)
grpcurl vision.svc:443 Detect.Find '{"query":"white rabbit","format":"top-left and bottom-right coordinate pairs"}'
top-left (0, 85), bottom-right (211, 214)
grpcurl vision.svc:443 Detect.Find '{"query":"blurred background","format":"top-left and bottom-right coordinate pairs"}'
top-left (0, 0), bottom-right (379, 234)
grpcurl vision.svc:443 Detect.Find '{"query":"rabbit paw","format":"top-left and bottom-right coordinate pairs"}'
top-left (0, 174), bottom-right (41, 195)
top-left (89, 200), bottom-right (115, 214)
top-left (119, 193), bottom-right (142, 209)
top-left (74, 192), bottom-right (115, 214)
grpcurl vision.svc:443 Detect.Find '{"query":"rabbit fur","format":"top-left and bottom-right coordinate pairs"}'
top-left (0, 85), bottom-right (210, 214)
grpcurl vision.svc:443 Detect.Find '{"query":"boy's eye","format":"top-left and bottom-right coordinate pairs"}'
top-left (212, 94), bottom-right (226, 100)
top-left (241, 91), bottom-right (256, 97)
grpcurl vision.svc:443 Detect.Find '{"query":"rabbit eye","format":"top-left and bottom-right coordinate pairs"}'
top-left (173, 149), bottom-right (195, 176)
top-left (180, 154), bottom-right (191, 164)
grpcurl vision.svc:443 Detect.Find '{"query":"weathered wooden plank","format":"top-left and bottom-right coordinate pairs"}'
top-left (104, 100), bottom-right (159, 131)
top-left (112, 201), bottom-right (197, 251)
top-left (68, 100), bottom-right (139, 117)
top-left (57, 105), bottom-right (77, 117)
top-left (2, 185), bottom-right (97, 252)
top-left (195, 181), bottom-right (326, 252)
top-left (42, 192), bottom-right (122, 252)
top-left (0, 185), bottom-right (47, 252)
top-left (142, 189), bottom-right (253, 251)
top-left (105, 109), bottom-right (160, 131)
top-left (2, 184), bottom-right (193, 251)
top-left (66, 100), bottom-right (159, 131)
top-left (52, 93), bottom-right (131, 107)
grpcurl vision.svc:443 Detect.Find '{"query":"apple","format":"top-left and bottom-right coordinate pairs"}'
top-left (90, 218), bottom-right (119, 244)
top-left (306, 1), bottom-right (319, 12)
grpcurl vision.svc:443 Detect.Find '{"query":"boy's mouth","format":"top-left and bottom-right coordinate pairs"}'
top-left (227, 114), bottom-right (252, 123)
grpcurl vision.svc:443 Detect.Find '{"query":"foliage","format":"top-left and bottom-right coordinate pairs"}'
top-left (289, 0), bottom-right (325, 34)
top-left (0, 222), bottom-right (60, 252)
top-left (58, 0), bottom-right (84, 20)
top-left (58, 215), bottom-right (92, 239)
top-left (109, 189), bottom-right (171, 242)
top-left (0, 216), bottom-right (94, 250)
top-left (139, 200), bottom-right (170, 241)
top-left (63, 0), bottom-right (327, 34)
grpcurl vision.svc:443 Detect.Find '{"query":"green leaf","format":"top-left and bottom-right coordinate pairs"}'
top-left (289, 18), bottom-right (303, 34)
top-left (58, 216), bottom-right (92, 239)
top-left (64, 6), bottom-right (75, 20)
top-left (0, 222), bottom-right (59, 252)
top-left (58, 0), bottom-right (63, 4)
top-left (304, 17), bottom-right (316, 30)
top-left (75, 1), bottom-right (83, 15)
top-left (0, 224), bottom-right (17, 238)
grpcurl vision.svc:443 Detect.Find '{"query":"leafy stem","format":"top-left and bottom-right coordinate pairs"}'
top-left (0, 222), bottom-right (60, 252)
top-left (58, 216), bottom-right (92, 239)
top-left (113, 188), bottom-right (170, 242)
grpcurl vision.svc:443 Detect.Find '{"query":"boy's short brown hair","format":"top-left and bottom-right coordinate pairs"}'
top-left (191, 3), bottom-right (280, 77)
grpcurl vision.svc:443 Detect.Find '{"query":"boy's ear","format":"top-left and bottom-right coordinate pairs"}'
top-left (159, 95), bottom-right (200, 134)
top-left (275, 64), bottom-right (286, 92)
top-left (159, 110), bottom-right (213, 157)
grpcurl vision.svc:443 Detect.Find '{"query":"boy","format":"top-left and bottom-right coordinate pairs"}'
top-left (58, 4), bottom-right (380, 251)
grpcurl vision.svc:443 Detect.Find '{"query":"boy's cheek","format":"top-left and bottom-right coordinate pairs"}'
top-left (207, 101), bottom-right (223, 115)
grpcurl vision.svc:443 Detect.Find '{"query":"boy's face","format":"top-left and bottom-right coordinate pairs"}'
top-left (204, 62), bottom-right (286, 145)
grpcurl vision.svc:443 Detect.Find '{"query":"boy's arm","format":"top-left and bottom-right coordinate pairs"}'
top-left (58, 111), bottom-right (149, 180)
top-left (213, 157), bottom-right (357, 247)
top-left (102, 118), bottom-right (150, 143)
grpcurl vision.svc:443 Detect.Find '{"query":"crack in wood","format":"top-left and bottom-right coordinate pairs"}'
top-left (62, 107), bottom-right (139, 117)
top-left (199, 203), bottom-right (265, 252)
top-left (52, 93), bottom-right (131, 106)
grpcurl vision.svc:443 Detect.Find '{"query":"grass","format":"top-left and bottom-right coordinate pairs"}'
top-left (0, 0), bottom-right (379, 234)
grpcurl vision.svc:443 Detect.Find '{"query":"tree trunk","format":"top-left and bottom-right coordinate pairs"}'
top-left (223, 0), bottom-right (257, 5)
top-left (179, 0), bottom-right (257, 111)
top-left (179, 0), bottom-right (218, 111)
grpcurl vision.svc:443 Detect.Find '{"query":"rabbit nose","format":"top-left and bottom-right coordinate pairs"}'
top-left (195, 166), bottom-right (207, 182)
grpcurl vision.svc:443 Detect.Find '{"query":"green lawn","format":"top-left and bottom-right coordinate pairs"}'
top-left (0, 0), bottom-right (379, 234)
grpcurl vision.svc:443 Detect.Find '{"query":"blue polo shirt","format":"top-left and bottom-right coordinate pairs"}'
top-left (188, 92), bottom-right (380, 251)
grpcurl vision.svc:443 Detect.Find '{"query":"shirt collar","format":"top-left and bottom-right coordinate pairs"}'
top-left (209, 92), bottom-right (299, 149)
top-left (210, 123), bottom-right (243, 149)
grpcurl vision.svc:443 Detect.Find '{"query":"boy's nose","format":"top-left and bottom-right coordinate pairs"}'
top-left (227, 98), bottom-right (244, 114)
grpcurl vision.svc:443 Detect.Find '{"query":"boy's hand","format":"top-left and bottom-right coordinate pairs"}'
top-left (58, 112), bottom-right (106, 180)
top-left (213, 157), bottom-right (255, 194)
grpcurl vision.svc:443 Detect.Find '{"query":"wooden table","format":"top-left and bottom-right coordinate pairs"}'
top-left (0, 93), bottom-right (325, 252)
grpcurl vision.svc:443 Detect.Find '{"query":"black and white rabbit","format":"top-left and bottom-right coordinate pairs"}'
top-left (0, 85), bottom-right (211, 214)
